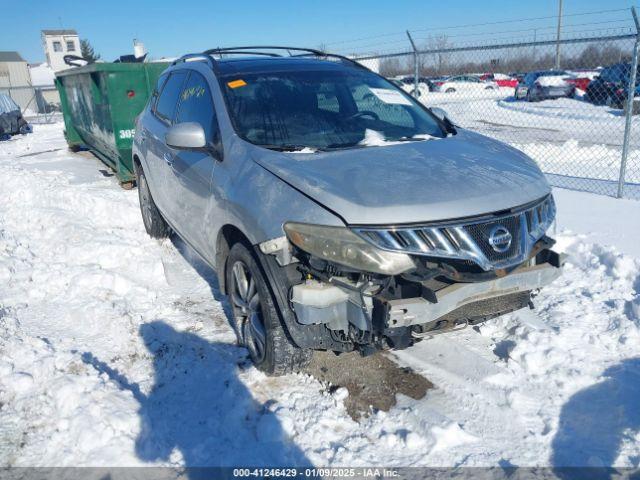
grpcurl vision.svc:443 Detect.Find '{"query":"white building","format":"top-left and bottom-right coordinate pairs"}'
top-left (41, 29), bottom-right (80, 72)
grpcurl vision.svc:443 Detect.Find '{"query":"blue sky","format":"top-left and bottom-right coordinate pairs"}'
top-left (2, 0), bottom-right (638, 63)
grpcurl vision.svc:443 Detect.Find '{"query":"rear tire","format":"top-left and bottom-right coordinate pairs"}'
top-left (226, 242), bottom-right (312, 375)
top-left (135, 162), bottom-right (170, 239)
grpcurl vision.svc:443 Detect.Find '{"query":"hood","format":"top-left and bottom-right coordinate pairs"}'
top-left (252, 129), bottom-right (551, 225)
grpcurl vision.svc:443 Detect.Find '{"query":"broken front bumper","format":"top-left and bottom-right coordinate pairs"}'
top-left (385, 259), bottom-right (563, 328)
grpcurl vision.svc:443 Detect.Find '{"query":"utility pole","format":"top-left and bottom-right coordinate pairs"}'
top-left (618, 6), bottom-right (640, 198)
top-left (532, 29), bottom-right (537, 63)
top-left (555, 0), bottom-right (563, 70)
top-left (406, 31), bottom-right (420, 99)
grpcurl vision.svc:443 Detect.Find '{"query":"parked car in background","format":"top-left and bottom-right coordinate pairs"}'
top-left (565, 69), bottom-right (600, 92)
top-left (398, 75), bottom-right (436, 92)
top-left (514, 70), bottom-right (574, 101)
top-left (479, 73), bottom-right (518, 88)
top-left (585, 63), bottom-right (640, 108)
top-left (510, 72), bottom-right (526, 84)
top-left (133, 46), bottom-right (561, 375)
top-left (0, 94), bottom-right (31, 140)
top-left (432, 75), bottom-right (497, 93)
top-left (390, 78), bottom-right (430, 98)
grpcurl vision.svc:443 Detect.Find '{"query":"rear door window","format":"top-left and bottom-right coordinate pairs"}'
top-left (155, 71), bottom-right (187, 123)
top-left (150, 74), bottom-right (168, 110)
top-left (175, 71), bottom-right (218, 141)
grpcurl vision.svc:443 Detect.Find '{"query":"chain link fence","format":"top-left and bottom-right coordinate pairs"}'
top-left (352, 18), bottom-right (640, 200)
top-left (0, 85), bottom-right (60, 115)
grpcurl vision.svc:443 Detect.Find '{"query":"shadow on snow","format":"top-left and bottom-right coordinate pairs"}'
top-left (551, 357), bottom-right (640, 479)
top-left (82, 320), bottom-right (311, 474)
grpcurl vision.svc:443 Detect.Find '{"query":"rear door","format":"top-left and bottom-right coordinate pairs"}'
top-left (166, 70), bottom-right (221, 256)
top-left (146, 70), bottom-right (188, 220)
top-left (138, 73), bottom-right (167, 192)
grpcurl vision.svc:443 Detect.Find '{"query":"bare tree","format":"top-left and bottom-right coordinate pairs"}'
top-left (423, 34), bottom-right (453, 75)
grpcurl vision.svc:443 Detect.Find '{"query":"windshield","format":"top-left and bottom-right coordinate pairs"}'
top-left (221, 68), bottom-right (446, 151)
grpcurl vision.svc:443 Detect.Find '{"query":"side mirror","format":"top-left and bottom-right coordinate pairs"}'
top-left (430, 107), bottom-right (449, 122)
top-left (165, 122), bottom-right (206, 149)
top-left (430, 107), bottom-right (456, 134)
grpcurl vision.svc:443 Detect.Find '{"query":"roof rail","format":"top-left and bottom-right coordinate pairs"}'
top-left (202, 46), bottom-right (372, 72)
top-left (171, 53), bottom-right (216, 68)
top-left (203, 46), bottom-right (325, 57)
top-left (171, 46), bottom-right (372, 73)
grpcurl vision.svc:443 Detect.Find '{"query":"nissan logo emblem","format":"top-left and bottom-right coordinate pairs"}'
top-left (488, 225), bottom-right (512, 253)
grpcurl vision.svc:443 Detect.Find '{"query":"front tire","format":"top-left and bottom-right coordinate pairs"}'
top-left (135, 162), bottom-right (170, 239)
top-left (226, 242), bottom-right (311, 375)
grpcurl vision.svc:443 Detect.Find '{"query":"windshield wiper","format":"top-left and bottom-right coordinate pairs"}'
top-left (397, 136), bottom-right (428, 142)
top-left (323, 142), bottom-right (365, 150)
top-left (257, 144), bottom-right (314, 152)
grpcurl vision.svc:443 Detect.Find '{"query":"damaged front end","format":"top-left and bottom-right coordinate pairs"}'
top-left (259, 194), bottom-right (563, 355)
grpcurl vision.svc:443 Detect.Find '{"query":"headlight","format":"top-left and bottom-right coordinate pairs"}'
top-left (527, 194), bottom-right (556, 240)
top-left (283, 222), bottom-right (415, 275)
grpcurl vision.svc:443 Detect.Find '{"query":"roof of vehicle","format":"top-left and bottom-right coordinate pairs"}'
top-left (209, 56), bottom-right (364, 76)
top-left (601, 63), bottom-right (629, 71)
top-left (530, 70), bottom-right (568, 76)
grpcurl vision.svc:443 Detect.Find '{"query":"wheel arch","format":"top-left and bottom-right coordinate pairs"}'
top-left (215, 224), bottom-right (253, 295)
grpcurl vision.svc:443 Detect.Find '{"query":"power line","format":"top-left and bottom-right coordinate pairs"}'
top-left (325, 7), bottom-right (630, 46)
top-left (340, 26), bottom-right (634, 58)
top-left (333, 19), bottom-right (634, 55)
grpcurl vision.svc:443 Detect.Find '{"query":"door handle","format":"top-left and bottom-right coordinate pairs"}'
top-left (163, 153), bottom-right (173, 166)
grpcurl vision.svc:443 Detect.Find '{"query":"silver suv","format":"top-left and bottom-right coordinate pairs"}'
top-left (133, 47), bottom-right (562, 375)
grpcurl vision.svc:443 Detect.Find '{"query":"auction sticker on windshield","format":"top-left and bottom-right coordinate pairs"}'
top-left (369, 87), bottom-right (413, 106)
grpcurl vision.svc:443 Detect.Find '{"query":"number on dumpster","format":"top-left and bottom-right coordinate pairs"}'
top-left (119, 129), bottom-right (135, 139)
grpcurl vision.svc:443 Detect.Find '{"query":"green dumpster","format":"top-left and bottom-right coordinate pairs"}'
top-left (55, 62), bottom-right (169, 185)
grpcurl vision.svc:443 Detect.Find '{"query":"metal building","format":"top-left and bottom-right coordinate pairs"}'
top-left (0, 51), bottom-right (34, 112)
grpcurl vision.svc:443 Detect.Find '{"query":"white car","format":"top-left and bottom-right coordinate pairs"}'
top-left (389, 79), bottom-right (430, 98)
top-left (433, 75), bottom-right (498, 93)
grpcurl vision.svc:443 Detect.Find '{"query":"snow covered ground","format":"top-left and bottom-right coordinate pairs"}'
top-left (423, 89), bottom-right (640, 198)
top-left (1, 122), bottom-right (639, 469)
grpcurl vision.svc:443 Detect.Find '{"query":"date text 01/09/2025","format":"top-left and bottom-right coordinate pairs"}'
top-left (232, 468), bottom-right (400, 478)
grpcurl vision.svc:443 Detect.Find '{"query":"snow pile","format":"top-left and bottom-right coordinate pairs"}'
top-left (358, 129), bottom-right (437, 147)
top-left (395, 229), bottom-right (640, 466)
top-left (536, 76), bottom-right (569, 87)
top-left (360, 129), bottom-right (392, 146)
top-left (287, 147), bottom-right (317, 154)
top-left (1, 122), bottom-right (639, 468)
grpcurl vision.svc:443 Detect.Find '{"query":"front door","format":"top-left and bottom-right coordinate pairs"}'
top-left (166, 70), bottom-right (221, 257)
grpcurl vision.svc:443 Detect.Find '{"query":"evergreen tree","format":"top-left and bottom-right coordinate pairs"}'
top-left (80, 39), bottom-right (101, 63)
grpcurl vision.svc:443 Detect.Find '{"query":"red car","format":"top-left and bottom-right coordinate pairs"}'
top-left (564, 77), bottom-right (591, 92)
top-left (480, 73), bottom-right (518, 88)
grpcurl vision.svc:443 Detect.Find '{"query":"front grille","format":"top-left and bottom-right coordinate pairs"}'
top-left (464, 215), bottom-right (521, 263)
top-left (353, 195), bottom-right (555, 272)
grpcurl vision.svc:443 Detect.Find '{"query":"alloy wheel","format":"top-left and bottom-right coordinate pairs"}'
top-left (230, 260), bottom-right (266, 363)
top-left (138, 174), bottom-right (154, 227)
